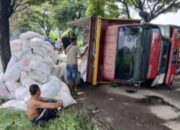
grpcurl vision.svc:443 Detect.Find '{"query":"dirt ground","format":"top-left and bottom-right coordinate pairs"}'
top-left (77, 85), bottom-right (171, 130)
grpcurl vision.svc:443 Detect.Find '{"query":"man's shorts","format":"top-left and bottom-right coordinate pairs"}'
top-left (31, 108), bottom-right (58, 125)
top-left (31, 100), bottom-right (58, 125)
top-left (66, 64), bottom-right (78, 81)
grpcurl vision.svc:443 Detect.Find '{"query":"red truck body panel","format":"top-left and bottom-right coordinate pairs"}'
top-left (147, 29), bottom-right (162, 79)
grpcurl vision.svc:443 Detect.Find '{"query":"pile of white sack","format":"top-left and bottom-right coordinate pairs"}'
top-left (0, 31), bottom-right (88, 111)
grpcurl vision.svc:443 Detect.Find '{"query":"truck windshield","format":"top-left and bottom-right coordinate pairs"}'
top-left (116, 26), bottom-right (143, 81)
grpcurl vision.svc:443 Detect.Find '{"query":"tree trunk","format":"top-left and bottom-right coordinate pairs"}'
top-left (45, 30), bottom-right (50, 37)
top-left (123, 1), bottom-right (131, 19)
top-left (0, 0), bottom-right (11, 73)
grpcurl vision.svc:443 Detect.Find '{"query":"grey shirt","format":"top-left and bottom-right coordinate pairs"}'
top-left (66, 44), bottom-right (81, 65)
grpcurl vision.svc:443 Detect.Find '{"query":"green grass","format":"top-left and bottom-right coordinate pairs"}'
top-left (0, 107), bottom-right (97, 130)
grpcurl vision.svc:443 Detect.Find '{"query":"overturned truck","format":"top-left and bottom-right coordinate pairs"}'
top-left (68, 16), bottom-right (180, 87)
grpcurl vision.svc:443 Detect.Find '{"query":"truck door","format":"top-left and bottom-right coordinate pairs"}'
top-left (165, 28), bottom-right (180, 85)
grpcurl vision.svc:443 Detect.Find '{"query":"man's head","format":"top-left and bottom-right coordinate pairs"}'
top-left (71, 36), bottom-right (77, 45)
top-left (29, 84), bottom-right (41, 97)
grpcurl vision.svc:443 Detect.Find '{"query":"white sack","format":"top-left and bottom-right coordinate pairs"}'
top-left (31, 46), bottom-right (47, 57)
top-left (20, 72), bottom-right (28, 82)
top-left (30, 38), bottom-right (50, 57)
top-left (40, 76), bottom-right (61, 99)
top-left (51, 65), bottom-right (60, 76)
top-left (5, 81), bottom-right (21, 96)
top-left (19, 31), bottom-right (44, 41)
top-left (21, 76), bottom-right (40, 88)
top-left (10, 39), bottom-right (23, 58)
top-left (14, 87), bottom-right (29, 100)
top-left (57, 63), bottom-right (68, 84)
top-left (58, 53), bottom-right (67, 63)
top-left (0, 81), bottom-right (11, 99)
top-left (4, 64), bottom-right (21, 82)
top-left (51, 76), bottom-right (76, 107)
top-left (0, 73), bottom-right (4, 82)
top-left (0, 100), bottom-right (27, 111)
top-left (78, 59), bottom-right (87, 82)
top-left (55, 90), bottom-right (76, 107)
top-left (40, 76), bottom-right (75, 108)
top-left (28, 73), bottom-right (47, 84)
top-left (18, 55), bottom-right (52, 75)
top-left (44, 43), bottom-right (54, 51)
top-left (10, 39), bottom-right (30, 58)
top-left (20, 72), bottom-right (40, 86)
top-left (30, 37), bottom-right (44, 47)
top-left (6, 56), bottom-right (17, 71)
top-left (57, 77), bottom-right (70, 94)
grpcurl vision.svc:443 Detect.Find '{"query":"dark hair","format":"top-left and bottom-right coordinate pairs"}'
top-left (61, 36), bottom-right (71, 49)
top-left (29, 84), bottom-right (40, 96)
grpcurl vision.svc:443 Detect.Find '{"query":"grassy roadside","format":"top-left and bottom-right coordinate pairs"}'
top-left (0, 107), bottom-right (98, 130)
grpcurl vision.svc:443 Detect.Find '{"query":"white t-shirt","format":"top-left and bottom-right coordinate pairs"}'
top-left (66, 44), bottom-right (81, 65)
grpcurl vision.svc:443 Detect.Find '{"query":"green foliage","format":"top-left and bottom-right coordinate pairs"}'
top-left (85, 0), bottom-right (120, 17)
top-left (54, 0), bottom-right (86, 30)
top-left (0, 108), bottom-right (96, 130)
top-left (10, 1), bottom-right (56, 36)
top-left (77, 36), bottom-right (83, 48)
top-left (86, 0), bottom-right (105, 16)
top-left (11, 0), bottom-right (120, 35)
top-left (24, 3), bottom-right (55, 36)
top-left (49, 31), bottom-right (58, 40)
top-left (105, 1), bottom-right (120, 18)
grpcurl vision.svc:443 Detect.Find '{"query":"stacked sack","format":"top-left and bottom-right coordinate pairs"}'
top-left (0, 31), bottom-right (76, 111)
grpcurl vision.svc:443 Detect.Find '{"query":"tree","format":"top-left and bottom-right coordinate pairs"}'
top-left (54, 0), bottom-right (86, 30)
top-left (0, 0), bottom-right (54, 72)
top-left (25, 3), bottom-right (55, 37)
top-left (117, 0), bottom-right (180, 22)
top-left (85, 0), bottom-right (120, 17)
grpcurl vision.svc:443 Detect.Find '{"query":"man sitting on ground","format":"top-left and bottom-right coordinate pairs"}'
top-left (27, 84), bottom-right (63, 125)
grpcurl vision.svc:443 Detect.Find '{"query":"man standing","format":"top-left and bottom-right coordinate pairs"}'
top-left (27, 84), bottom-right (63, 125)
top-left (61, 36), bottom-right (88, 95)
